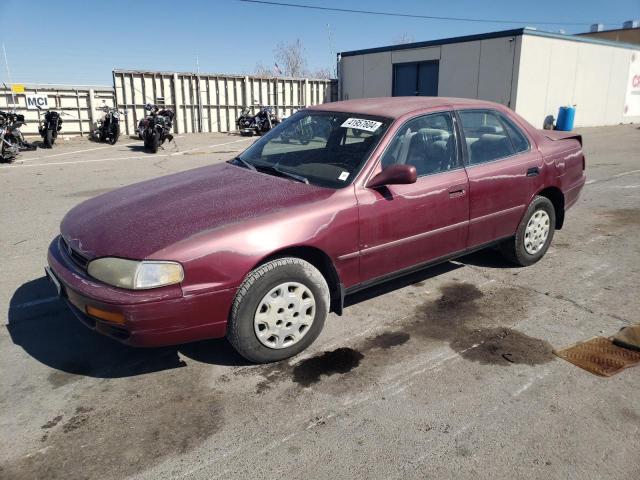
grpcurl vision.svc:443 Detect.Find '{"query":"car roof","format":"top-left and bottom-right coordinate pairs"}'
top-left (306, 97), bottom-right (504, 119)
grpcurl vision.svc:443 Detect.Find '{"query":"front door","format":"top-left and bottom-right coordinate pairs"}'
top-left (356, 111), bottom-right (469, 283)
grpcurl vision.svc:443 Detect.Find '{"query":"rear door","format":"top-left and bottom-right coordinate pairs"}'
top-left (356, 111), bottom-right (469, 282)
top-left (457, 109), bottom-right (543, 248)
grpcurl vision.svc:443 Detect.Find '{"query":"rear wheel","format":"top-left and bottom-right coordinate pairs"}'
top-left (227, 257), bottom-right (329, 363)
top-left (500, 196), bottom-right (556, 266)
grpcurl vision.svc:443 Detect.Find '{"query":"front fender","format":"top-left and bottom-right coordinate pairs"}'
top-left (149, 188), bottom-right (360, 295)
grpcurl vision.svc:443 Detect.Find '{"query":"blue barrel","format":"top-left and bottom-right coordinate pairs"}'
top-left (555, 106), bottom-right (576, 131)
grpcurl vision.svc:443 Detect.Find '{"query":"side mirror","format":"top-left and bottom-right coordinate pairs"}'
top-left (366, 164), bottom-right (417, 189)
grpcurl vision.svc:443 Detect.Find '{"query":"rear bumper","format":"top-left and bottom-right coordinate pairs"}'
top-left (46, 236), bottom-right (233, 347)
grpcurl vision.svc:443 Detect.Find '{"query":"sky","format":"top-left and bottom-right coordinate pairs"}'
top-left (0, 0), bottom-right (638, 86)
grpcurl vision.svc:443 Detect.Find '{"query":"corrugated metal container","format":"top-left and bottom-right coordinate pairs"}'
top-left (113, 70), bottom-right (338, 135)
top-left (0, 84), bottom-right (115, 136)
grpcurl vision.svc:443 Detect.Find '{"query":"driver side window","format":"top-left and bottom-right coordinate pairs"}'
top-left (380, 112), bottom-right (458, 177)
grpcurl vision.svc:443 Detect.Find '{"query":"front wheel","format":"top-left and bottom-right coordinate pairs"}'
top-left (500, 196), bottom-right (556, 266)
top-left (109, 126), bottom-right (120, 145)
top-left (227, 258), bottom-right (330, 363)
top-left (148, 131), bottom-right (160, 153)
top-left (44, 129), bottom-right (53, 148)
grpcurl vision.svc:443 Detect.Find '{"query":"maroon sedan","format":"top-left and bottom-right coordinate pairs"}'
top-left (46, 97), bottom-right (585, 362)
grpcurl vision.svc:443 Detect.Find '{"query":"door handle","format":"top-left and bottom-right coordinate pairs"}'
top-left (527, 167), bottom-right (540, 177)
top-left (448, 185), bottom-right (466, 198)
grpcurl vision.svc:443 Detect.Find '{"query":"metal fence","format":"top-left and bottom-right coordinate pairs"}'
top-left (113, 69), bottom-right (338, 135)
top-left (0, 84), bottom-right (115, 136)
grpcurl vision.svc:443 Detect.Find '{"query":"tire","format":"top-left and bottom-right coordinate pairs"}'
top-left (149, 131), bottom-right (160, 153)
top-left (109, 126), bottom-right (119, 145)
top-left (44, 129), bottom-right (53, 148)
top-left (500, 196), bottom-right (556, 267)
top-left (227, 257), bottom-right (330, 363)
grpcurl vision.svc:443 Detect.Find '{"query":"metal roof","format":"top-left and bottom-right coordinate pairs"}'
top-left (339, 27), bottom-right (640, 58)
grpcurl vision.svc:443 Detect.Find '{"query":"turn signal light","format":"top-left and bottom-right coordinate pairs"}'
top-left (86, 306), bottom-right (126, 325)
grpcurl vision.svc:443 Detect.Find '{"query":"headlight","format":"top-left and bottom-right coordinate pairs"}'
top-left (87, 258), bottom-right (184, 290)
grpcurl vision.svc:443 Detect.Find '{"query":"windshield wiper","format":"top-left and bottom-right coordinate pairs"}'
top-left (254, 164), bottom-right (309, 184)
top-left (231, 156), bottom-right (257, 171)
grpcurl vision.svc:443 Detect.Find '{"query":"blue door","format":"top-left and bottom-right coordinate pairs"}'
top-left (393, 61), bottom-right (439, 97)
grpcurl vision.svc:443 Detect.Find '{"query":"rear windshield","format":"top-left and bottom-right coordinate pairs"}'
top-left (236, 111), bottom-right (391, 188)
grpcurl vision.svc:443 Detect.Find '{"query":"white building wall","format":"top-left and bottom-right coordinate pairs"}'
top-left (341, 37), bottom-right (520, 107)
top-left (339, 32), bottom-right (638, 127)
top-left (514, 35), bottom-right (640, 127)
top-left (438, 41), bottom-right (482, 98)
top-left (363, 52), bottom-right (393, 97)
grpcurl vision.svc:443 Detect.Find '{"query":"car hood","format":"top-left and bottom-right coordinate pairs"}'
top-left (61, 162), bottom-right (333, 260)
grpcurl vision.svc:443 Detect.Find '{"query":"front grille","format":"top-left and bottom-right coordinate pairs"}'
top-left (60, 237), bottom-right (89, 270)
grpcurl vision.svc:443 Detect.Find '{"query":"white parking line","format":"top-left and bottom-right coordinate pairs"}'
top-left (586, 169), bottom-right (640, 185)
top-left (0, 138), bottom-right (254, 169)
top-left (170, 137), bottom-right (254, 156)
top-left (21, 141), bottom-right (137, 161)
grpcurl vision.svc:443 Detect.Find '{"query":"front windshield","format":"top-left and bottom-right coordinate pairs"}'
top-left (235, 111), bottom-right (391, 188)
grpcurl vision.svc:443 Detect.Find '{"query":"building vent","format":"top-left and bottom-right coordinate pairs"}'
top-left (622, 20), bottom-right (639, 29)
top-left (590, 23), bottom-right (604, 32)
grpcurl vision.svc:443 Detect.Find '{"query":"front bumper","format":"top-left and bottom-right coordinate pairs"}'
top-left (46, 236), bottom-right (234, 347)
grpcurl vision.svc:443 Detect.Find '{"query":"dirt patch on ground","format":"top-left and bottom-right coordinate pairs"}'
top-left (1, 368), bottom-right (224, 480)
top-left (64, 188), bottom-right (113, 198)
top-left (595, 208), bottom-right (640, 230)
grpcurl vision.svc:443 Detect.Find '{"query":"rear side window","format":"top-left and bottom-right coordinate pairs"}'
top-left (458, 110), bottom-right (515, 165)
top-left (499, 114), bottom-right (530, 153)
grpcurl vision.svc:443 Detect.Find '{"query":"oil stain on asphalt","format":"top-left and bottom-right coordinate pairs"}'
top-left (293, 348), bottom-right (365, 387)
top-left (1, 368), bottom-right (224, 480)
top-left (412, 282), bottom-right (554, 366)
top-left (253, 281), bottom-right (553, 395)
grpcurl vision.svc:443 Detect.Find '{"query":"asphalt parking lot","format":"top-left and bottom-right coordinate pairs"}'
top-left (1, 126), bottom-right (639, 480)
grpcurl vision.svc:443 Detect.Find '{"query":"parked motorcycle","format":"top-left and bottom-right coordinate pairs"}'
top-left (137, 117), bottom-right (149, 140)
top-left (280, 114), bottom-right (314, 145)
top-left (0, 110), bottom-right (37, 163)
top-left (38, 109), bottom-right (63, 148)
top-left (93, 106), bottom-right (125, 145)
top-left (237, 104), bottom-right (280, 136)
top-left (236, 107), bottom-right (253, 131)
top-left (142, 103), bottom-right (174, 153)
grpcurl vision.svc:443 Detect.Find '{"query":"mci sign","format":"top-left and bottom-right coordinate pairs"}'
top-left (26, 93), bottom-right (49, 110)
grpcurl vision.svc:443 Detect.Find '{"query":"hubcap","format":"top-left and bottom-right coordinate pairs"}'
top-left (524, 209), bottom-right (550, 255)
top-left (254, 282), bottom-right (316, 349)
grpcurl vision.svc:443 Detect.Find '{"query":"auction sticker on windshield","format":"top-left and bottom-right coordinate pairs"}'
top-left (341, 118), bottom-right (382, 132)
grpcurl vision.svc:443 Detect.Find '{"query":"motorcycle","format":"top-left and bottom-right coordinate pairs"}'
top-left (38, 109), bottom-right (63, 148)
top-left (237, 104), bottom-right (280, 136)
top-left (142, 103), bottom-right (174, 153)
top-left (236, 107), bottom-right (253, 131)
top-left (0, 110), bottom-right (37, 163)
top-left (137, 117), bottom-right (149, 140)
top-left (280, 114), bottom-right (314, 145)
top-left (93, 106), bottom-right (125, 145)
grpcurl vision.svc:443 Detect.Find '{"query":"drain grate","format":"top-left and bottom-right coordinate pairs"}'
top-left (554, 336), bottom-right (640, 377)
